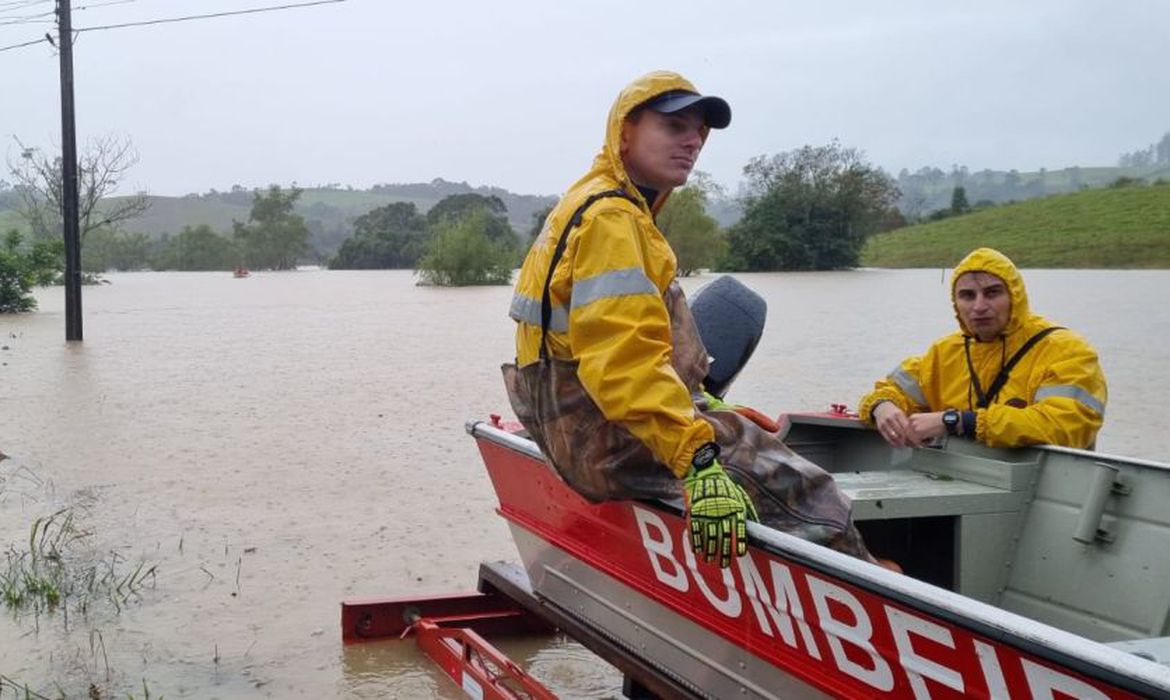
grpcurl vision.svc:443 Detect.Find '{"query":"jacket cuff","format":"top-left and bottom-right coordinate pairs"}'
top-left (961, 411), bottom-right (976, 438)
top-left (974, 409), bottom-right (988, 444)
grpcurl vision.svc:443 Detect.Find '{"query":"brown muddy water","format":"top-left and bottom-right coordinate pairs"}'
top-left (1, 268), bottom-right (1167, 698)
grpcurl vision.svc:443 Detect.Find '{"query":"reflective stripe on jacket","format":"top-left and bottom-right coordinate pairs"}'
top-left (858, 248), bottom-right (1108, 449)
top-left (509, 71), bottom-right (714, 478)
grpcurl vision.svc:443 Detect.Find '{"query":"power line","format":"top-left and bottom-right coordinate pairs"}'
top-left (1, 0), bottom-right (130, 19)
top-left (1, 0), bottom-right (344, 55)
top-left (77, 0), bottom-right (139, 10)
top-left (0, 33), bottom-right (45, 52)
top-left (0, 11), bottom-right (54, 27)
top-left (0, 0), bottom-right (49, 20)
top-left (0, 0), bottom-right (50, 11)
top-left (76, 0), bottom-right (346, 34)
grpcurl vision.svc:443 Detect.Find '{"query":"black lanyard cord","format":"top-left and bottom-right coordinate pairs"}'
top-left (963, 326), bottom-right (1064, 409)
top-left (538, 189), bottom-right (639, 360)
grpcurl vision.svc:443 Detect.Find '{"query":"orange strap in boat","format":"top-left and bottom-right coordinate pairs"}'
top-left (733, 405), bottom-right (780, 433)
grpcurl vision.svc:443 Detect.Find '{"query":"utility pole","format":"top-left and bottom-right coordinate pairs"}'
top-left (57, 0), bottom-right (83, 341)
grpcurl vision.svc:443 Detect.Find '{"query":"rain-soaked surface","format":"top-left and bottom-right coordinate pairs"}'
top-left (1, 268), bottom-right (1167, 698)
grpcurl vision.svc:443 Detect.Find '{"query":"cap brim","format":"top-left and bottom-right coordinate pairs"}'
top-left (649, 93), bottom-right (732, 129)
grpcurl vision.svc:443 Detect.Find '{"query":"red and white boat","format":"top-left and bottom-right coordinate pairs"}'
top-left (344, 410), bottom-right (1170, 699)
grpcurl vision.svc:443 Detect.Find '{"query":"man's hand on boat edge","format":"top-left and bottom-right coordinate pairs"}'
top-left (684, 458), bottom-right (758, 568)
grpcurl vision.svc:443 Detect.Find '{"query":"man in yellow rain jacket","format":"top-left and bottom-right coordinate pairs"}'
top-left (859, 247), bottom-right (1107, 449)
top-left (505, 71), bottom-right (878, 570)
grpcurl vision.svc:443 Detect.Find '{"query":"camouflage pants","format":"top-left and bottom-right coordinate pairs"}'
top-left (502, 358), bottom-right (870, 560)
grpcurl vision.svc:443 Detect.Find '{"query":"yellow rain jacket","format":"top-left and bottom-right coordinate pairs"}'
top-left (509, 71), bottom-right (713, 478)
top-left (858, 248), bottom-right (1107, 448)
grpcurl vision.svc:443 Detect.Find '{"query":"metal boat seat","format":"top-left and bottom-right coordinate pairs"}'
top-left (833, 468), bottom-right (1021, 521)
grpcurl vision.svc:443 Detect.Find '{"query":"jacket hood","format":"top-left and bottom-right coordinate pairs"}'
top-left (949, 247), bottom-right (1031, 337)
top-left (570, 71), bottom-right (710, 214)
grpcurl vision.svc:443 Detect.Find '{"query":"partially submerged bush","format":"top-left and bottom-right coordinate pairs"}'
top-left (0, 230), bottom-right (62, 313)
top-left (416, 210), bottom-right (515, 286)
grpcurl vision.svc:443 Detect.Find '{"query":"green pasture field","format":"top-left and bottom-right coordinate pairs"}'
top-left (863, 184), bottom-right (1170, 268)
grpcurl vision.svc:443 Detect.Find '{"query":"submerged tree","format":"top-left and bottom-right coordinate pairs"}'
top-left (83, 230), bottom-right (154, 272)
top-left (152, 225), bottom-right (238, 271)
top-left (725, 142), bottom-right (899, 271)
top-left (330, 201), bottom-right (427, 269)
top-left (427, 193), bottom-right (504, 226)
top-left (233, 186), bottom-right (310, 270)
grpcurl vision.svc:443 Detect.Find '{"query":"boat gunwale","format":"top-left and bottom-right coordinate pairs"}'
top-left (1038, 442), bottom-right (1170, 471)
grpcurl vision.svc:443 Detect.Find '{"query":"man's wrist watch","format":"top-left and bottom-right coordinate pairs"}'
top-left (691, 441), bottom-right (721, 471)
top-left (942, 409), bottom-right (961, 436)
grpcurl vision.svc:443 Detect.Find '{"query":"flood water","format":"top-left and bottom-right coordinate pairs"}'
top-left (1, 268), bottom-right (1168, 698)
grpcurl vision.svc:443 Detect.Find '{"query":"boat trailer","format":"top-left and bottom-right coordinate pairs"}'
top-left (341, 561), bottom-right (702, 699)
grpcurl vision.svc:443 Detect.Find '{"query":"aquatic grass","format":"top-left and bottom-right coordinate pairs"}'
top-left (125, 679), bottom-right (164, 700)
top-left (0, 508), bottom-right (157, 618)
top-left (0, 675), bottom-right (164, 700)
top-left (0, 508), bottom-right (78, 613)
top-left (0, 674), bottom-right (55, 699)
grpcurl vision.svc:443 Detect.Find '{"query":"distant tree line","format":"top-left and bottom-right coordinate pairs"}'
top-left (167, 178), bottom-right (554, 261)
top-left (1118, 132), bottom-right (1170, 168)
top-left (0, 179), bottom-right (314, 280)
top-left (85, 185), bottom-right (311, 272)
top-left (896, 166), bottom-right (1060, 221)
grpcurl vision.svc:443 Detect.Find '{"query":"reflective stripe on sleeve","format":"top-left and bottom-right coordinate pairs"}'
top-left (889, 366), bottom-right (929, 407)
top-left (570, 267), bottom-right (658, 311)
top-left (1034, 385), bottom-right (1106, 416)
top-left (509, 292), bottom-right (568, 333)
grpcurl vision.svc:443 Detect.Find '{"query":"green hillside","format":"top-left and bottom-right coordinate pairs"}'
top-left (116, 191), bottom-right (437, 237)
top-left (863, 184), bottom-right (1170, 268)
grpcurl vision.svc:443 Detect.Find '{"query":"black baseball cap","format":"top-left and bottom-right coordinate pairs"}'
top-left (643, 90), bottom-right (732, 129)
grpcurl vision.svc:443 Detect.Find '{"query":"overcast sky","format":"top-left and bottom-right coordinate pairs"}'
top-left (2, 0), bottom-right (1168, 197)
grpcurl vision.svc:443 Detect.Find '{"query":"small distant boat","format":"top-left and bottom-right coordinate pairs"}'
top-left (233, 267), bottom-right (250, 278)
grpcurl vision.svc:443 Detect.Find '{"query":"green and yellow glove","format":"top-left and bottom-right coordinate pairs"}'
top-left (684, 445), bottom-right (758, 568)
